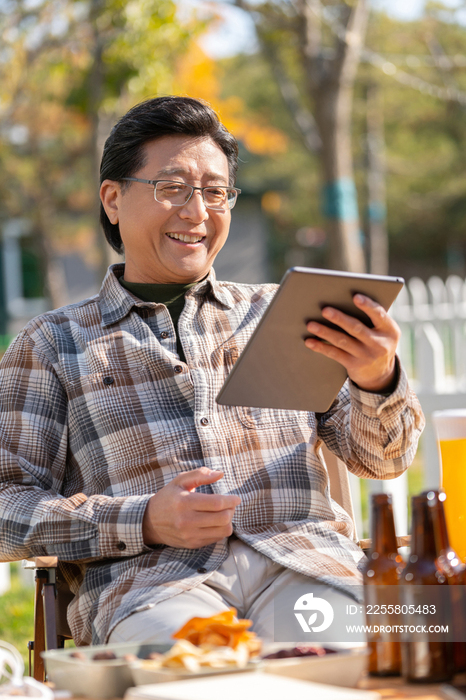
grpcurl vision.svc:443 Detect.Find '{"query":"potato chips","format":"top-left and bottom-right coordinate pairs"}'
top-left (139, 608), bottom-right (261, 673)
top-left (139, 639), bottom-right (250, 673)
top-left (172, 608), bottom-right (260, 655)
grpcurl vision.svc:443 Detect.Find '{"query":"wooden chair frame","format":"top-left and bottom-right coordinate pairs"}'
top-left (23, 557), bottom-right (72, 681)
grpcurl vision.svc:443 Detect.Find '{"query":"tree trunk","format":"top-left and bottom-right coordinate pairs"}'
top-left (237, 0), bottom-right (371, 271)
top-left (299, 0), bottom-right (369, 272)
top-left (313, 83), bottom-right (365, 271)
top-left (366, 82), bottom-right (388, 275)
top-left (33, 140), bottom-right (69, 310)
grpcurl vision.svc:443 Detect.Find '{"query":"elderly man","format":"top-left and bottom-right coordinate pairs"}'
top-left (0, 96), bottom-right (424, 647)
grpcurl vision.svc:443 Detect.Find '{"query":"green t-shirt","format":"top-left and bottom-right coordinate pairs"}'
top-left (120, 279), bottom-right (198, 363)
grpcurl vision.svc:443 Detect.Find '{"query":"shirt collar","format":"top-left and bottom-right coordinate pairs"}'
top-left (185, 268), bottom-right (235, 310)
top-left (99, 264), bottom-right (234, 327)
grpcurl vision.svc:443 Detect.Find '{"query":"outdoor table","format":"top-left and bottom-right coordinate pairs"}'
top-left (66, 672), bottom-right (466, 700)
top-left (359, 671), bottom-right (466, 698)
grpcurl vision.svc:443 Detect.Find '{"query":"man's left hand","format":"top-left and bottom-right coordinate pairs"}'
top-left (304, 293), bottom-right (400, 394)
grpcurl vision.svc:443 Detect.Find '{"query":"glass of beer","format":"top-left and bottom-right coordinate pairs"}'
top-left (432, 409), bottom-right (466, 562)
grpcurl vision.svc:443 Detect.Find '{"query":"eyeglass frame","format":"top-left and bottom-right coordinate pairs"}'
top-left (119, 177), bottom-right (241, 211)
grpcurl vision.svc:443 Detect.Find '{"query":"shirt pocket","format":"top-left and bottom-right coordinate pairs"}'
top-left (237, 405), bottom-right (312, 430)
top-left (67, 369), bottom-right (162, 471)
top-left (222, 344), bottom-right (312, 431)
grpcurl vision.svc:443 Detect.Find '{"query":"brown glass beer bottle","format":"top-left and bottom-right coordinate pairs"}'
top-left (428, 490), bottom-right (466, 673)
top-left (362, 493), bottom-right (403, 676)
top-left (400, 493), bottom-right (454, 683)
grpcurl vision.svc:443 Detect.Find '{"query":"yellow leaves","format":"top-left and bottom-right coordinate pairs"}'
top-left (241, 123), bottom-right (288, 156)
top-left (261, 191), bottom-right (282, 213)
top-left (174, 43), bottom-right (288, 156)
top-left (175, 45), bottom-right (219, 105)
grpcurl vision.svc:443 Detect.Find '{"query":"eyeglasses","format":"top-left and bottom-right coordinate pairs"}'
top-left (120, 178), bottom-right (241, 211)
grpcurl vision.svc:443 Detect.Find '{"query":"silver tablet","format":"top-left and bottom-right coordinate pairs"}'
top-left (216, 267), bottom-right (404, 413)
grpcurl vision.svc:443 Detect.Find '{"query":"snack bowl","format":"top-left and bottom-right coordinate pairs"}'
top-left (260, 644), bottom-right (368, 688)
top-left (42, 642), bottom-right (171, 699)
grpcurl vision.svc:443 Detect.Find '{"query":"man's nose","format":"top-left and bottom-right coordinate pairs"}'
top-left (178, 189), bottom-right (209, 222)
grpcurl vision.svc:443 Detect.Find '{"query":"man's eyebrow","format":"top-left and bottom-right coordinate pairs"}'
top-left (155, 167), bottom-right (229, 184)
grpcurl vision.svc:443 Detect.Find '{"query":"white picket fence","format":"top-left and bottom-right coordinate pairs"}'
top-left (392, 274), bottom-right (466, 484)
top-left (349, 273), bottom-right (466, 540)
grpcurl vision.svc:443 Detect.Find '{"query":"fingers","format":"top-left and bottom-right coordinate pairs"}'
top-left (181, 525), bottom-right (235, 549)
top-left (331, 295), bottom-right (399, 343)
top-left (320, 306), bottom-right (369, 340)
top-left (174, 468), bottom-right (241, 510)
top-left (303, 294), bottom-right (400, 393)
top-left (177, 506), bottom-right (237, 531)
top-left (306, 319), bottom-right (359, 356)
top-left (171, 508), bottom-right (236, 549)
top-left (352, 294), bottom-right (394, 330)
top-left (174, 466), bottom-right (224, 492)
top-left (183, 490), bottom-right (242, 512)
top-left (142, 468), bottom-right (242, 549)
top-left (305, 295), bottom-right (400, 350)
top-left (146, 495), bottom-right (237, 549)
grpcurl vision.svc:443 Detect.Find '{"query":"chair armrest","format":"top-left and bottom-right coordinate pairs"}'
top-left (33, 557), bottom-right (59, 568)
top-left (358, 535), bottom-right (411, 551)
top-left (22, 557), bottom-right (59, 570)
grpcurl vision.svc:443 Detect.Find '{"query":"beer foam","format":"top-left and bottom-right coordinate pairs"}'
top-left (432, 409), bottom-right (466, 440)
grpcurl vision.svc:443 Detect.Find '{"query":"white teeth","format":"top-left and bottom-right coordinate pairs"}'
top-left (167, 233), bottom-right (203, 243)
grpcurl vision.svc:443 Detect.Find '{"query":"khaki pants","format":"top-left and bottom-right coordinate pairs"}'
top-left (108, 537), bottom-right (361, 644)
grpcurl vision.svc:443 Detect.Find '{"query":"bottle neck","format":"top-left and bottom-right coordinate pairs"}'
top-left (370, 499), bottom-right (398, 555)
top-left (410, 500), bottom-right (438, 558)
top-left (431, 502), bottom-right (450, 554)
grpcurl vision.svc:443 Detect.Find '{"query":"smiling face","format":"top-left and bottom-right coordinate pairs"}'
top-left (100, 135), bottom-right (232, 284)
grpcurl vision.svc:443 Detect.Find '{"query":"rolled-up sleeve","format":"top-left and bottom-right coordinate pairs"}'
top-left (317, 358), bottom-right (425, 480)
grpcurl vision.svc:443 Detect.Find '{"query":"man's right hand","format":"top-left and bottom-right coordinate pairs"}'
top-left (142, 467), bottom-right (241, 549)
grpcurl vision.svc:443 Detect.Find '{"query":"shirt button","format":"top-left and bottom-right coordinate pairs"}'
top-left (174, 365), bottom-right (183, 374)
top-left (116, 541), bottom-right (126, 551)
top-left (160, 331), bottom-right (169, 339)
top-left (103, 376), bottom-right (114, 385)
top-left (197, 567), bottom-right (207, 574)
top-left (200, 417), bottom-right (209, 426)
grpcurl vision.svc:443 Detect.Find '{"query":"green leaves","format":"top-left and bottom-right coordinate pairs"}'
top-left (0, 0), bottom-right (201, 305)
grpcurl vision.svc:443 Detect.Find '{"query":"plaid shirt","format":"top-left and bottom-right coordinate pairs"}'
top-left (0, 264), bottom-right (424, 646)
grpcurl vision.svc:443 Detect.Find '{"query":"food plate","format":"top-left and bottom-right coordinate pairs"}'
top-left (42, 640), bottom-right (260, 698)
top-left (42, 608), bottom-right (261, 698)
top-left (260, 645), bottom-right (368, 688)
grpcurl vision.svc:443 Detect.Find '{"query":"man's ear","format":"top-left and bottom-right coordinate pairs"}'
top-left (100, 180), bottom-right (121, 225)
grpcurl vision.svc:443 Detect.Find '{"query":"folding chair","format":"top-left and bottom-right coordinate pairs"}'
top-left (22, 557), bottom-right (74, 682)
